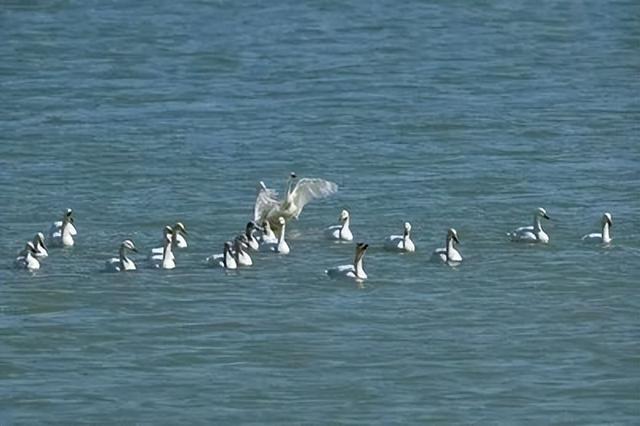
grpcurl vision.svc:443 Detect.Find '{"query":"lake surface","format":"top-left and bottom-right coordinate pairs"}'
top-left (1, 0), bottom-right (639, 423)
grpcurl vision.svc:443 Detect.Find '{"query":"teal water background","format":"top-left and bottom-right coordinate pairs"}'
top-left (1, 0), bottom-right (639, 423)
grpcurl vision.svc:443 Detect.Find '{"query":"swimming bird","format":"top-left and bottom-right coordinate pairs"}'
top-left (105, 239), bottom-right (138, 272)
top-left (47, 209), bottom-right (76, 247)
top-left (254, 172), bottom-right (338, 228)
top-left (31, 232), bottom-right (48, 258)
top-left (582, 212), bottom-right (613, 244)
top-left (385, 222), bottom-right (415, 252)
top-left (206, 241), bottom-right (238, 270)
top-left (325, 209), bottom-right (353, 241)
top-left (150, 226), bottom-right (176, 269)
top-left (244, 222), bottom-right (261, 251)
top-left (258, 220), bottom-right (278, 245)
top-left (151, 222), bottom-right (187, 256)
top-left (234, 234), bottom-right (254, 266)
top-left (15, 242), bottom-right (40, 271)
top-left (508, 207), bottom-right (551, 243)
top-left (325, 243), bottom-right (369, 281)
top-left (262, 216), bottom-right (290, 254)
top-left (432, 228), bottom-right (462, 263)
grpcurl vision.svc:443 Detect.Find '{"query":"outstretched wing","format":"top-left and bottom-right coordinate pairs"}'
top-left (254, 181), bottom-right (280, 223)
top-left (290, 178), bottom-right (338, 218)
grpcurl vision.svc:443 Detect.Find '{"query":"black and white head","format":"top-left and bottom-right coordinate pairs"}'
top-left (162, 225), bottom-right (173, 240)
top-left (121, 239), bottom-right (137, 252)
top-left (173, 222), bottom-right (187, 235)
top-left (34, 232), bottom-right (46, 248)
top-left (355, 242), bottom-right (369, 257)
top-left (447, 228), bottom-right (460, 244)
top-left (339, 209), bottom-right (350, 222)
top-left (602, 212), bottom-right (613, 227)
top-left (536, 207), bottom-right (550, 220)
top-left (403, 222), bottom-right (412, 235)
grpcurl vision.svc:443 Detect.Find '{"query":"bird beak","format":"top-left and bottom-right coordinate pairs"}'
top-left (132, 247), bottom-right (138, 253)
top-left (543, 214), bottom-right (550, 220)
top-left (453, 234), bottom-right (460, 244)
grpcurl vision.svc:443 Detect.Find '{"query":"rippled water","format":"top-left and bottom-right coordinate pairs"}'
top-left (1, 0), bottom-right (639, 423)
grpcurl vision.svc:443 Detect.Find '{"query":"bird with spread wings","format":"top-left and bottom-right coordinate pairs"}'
top-left (254, 172), bottom-right (338, 229)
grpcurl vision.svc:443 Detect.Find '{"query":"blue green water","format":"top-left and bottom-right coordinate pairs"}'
top-left (1, 0), bottom-right (639, 423)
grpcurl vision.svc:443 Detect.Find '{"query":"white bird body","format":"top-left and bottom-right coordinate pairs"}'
top-left (433, 228), bottom-right (462, 264)
top-left (385, 222), bottom-right (415, 252)
top-left (262, 217), bottom-right (290, 254)
top-left (150, 226), bottom-right (176, 269)
top-left (15, 242), bottom-right (40, 271)
top-left (258, 220), bottom-right (278, 245)
top-left (508, 208), bottom-right (551, 244)
top-left (32, 232), bottom-right (48, 259)
top-left (151, 222), bottom-right (187, 255)
top-left (325, 209), bottom-right (353, 241)
top-left (105, 239), bottom-right (138, 272)
top-left (207, 241), bottom-right (238, 270)
top-left (244, 222), bottom-right (260, 251)
top-left (254, 173), bottom-right (338, 228)
top-left (582, 212), bottom-right (613, 244)
top-left (326, 243), bottom-right (369, 280)
top-left (48, 221), bottom-right (77, 237)
top-left (47, 208), bottom-right (76, 247)
top-left (231, 235), bottom-right (253, 266)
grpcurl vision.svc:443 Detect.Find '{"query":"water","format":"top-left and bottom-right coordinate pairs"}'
top-left (1, 0), bottom-right (639, 423)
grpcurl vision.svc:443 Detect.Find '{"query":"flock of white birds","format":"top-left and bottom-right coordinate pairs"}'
top-left (14, 174), bottom-right (614, 282)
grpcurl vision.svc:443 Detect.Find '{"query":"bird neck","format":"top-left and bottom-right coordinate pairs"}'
top-left (119, 246), bottom-right (130, 268)
top-left (61, 219), bottom-right (71, 236)
top-left (533, 215), bottom-right (542, 232)
top-left (278, 223), bottom-right (286, 244)
top-left (223, 246), bottom-right (233, 267)
top-left (163, 237), bottom-right (173, 261)
top-left (354, 252), bottom-right (365, 277)
top-left (602, 221), bottom-right (611, 241)
top-left (446, 236), bottom-right (455, 258)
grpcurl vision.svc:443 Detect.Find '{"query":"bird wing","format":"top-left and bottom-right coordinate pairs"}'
top-left (290, 178), bottom-right (338, 217)
top-left (253, 181), bottom-right (280, 223)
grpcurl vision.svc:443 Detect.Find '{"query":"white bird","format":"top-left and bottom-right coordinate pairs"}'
top-left (150, 226), bottom-right (176, 269)
top-left (244, 222), bottom-right (261, 251)
top-left (325, 209), bottom-right (353, 241)
top-left (47, 209), bottom-right (76, 247)
top-left (254, 172), bottom-right (338, 228)
top-left (385, 222), bottom-right (415, 252)
top-left (234, 235), bottom-right (253, 266)
top-left (105, 239), bottom-right (138, 272)
top-left (433, 228), bottom-right (462, 264)
top-left (582, 212), bottom-right (613, 244)
top-left (262, 216), bottom-right (290, 254)
top-left (508, 207), bottom-right (551, 243)
top-left (206, 241), bottom-right (238, 270)
top-left (258, 220), bottom-right (278, 245)
top-left (48, 208), bottom-right (78, 236)
top-left (31, 232), bottom-right (48, 259)
top-left (326, 242), bottom-right (369, 281)
top-left (15, 242), bottom-right (40, 271)
top-left (151, 222), bottom-right (187, 256)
